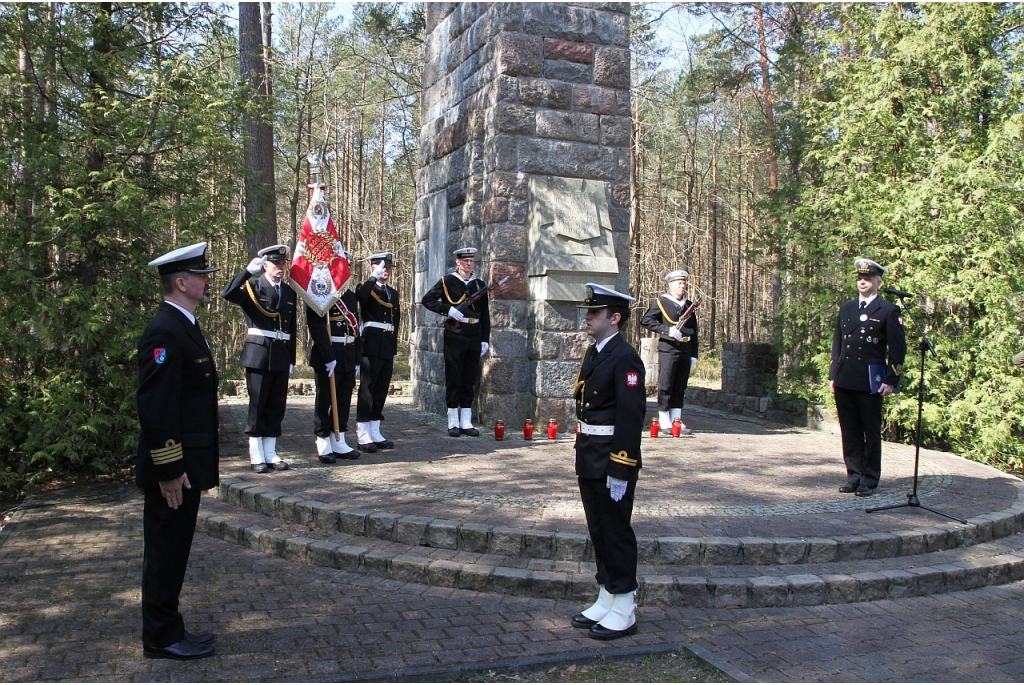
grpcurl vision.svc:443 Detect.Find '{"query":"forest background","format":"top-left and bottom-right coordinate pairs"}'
top-left (1, 2), bottom-right (1022, 496)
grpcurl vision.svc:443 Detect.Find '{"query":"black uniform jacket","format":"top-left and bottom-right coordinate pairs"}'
top-left (355, 277), bottom-right (400, 359)
top-left (221, 269), bottom-right (297, 372)
top-left (136, 302), bottom-right (219, 490)
top-left (306, 290), bottom-right (362, 370)
top-left (640, 295), bottom-right (699, 357)
top-left (421, 272), bottom-right (491, 341)
top-left (573, 334), bottom-right (647, 481)
top-left (830, 296), bottom-right (907, 391)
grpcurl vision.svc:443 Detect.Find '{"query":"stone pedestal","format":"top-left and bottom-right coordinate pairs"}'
top-left (414, 3), bottom-right (632, 432)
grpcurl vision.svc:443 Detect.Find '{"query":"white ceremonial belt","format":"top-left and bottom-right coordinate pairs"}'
top-left (248, 328), bottom-right (291, 341)
top-left (453, 318), bottom-right (479, 325)
top-left (330, 335), bottom-right (355, 344)
top-left (363, 322), bottom-right (394, 333)
top-left (578, 421), bottom-right (615, 436)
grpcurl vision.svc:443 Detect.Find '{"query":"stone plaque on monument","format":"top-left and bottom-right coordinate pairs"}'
top-left (527, 175), bottom-right (620, 302)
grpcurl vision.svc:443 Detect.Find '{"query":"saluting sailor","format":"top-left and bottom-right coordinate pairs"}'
top-left (640, 270), bottom-right (698, 435)
top-left (355, 252), bottom-right (399, 452)
top-left (830, 258), bottom-right (906, 497)
top-left (421, 247), bottom-right (491, 437)
top-left (221, 244), bottom-right (298, 473)
top-left (305, 249), bottom-right (362, 464)
top-left (571, 284), bottom-right (647, 641)
top-left (136, 242), bottom-right (219, 660)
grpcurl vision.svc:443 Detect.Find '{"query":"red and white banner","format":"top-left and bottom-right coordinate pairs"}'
top-left (289, 183), bottom-right (351, 316)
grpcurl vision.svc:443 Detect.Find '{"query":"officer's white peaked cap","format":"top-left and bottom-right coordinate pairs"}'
top-left (665, 270), bottom-right (689, 282)
top-left (577, 283), bottom-right (636, 309)
top-left (148, 242), bottom-right (220, 275)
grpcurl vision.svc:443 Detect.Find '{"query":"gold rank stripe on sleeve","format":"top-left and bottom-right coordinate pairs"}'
top-left (441, 275), bottom-right (467, 305)
top-left (610, 450), bottom-right (637, 468)
top-left (656, 297), bottom-right (679, 326)
top-left (244, 280), bottom-right (280, 318)
top-left (370, 290), bottom-right (394, 308)
top-left (151, 440), bottom-right (183, 465)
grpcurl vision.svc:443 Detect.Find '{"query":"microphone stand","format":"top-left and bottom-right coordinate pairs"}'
top-left (866, 294), bottom-right (966, 523)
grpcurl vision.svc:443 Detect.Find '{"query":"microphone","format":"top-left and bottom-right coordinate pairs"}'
top-left (884, 286), bottom-right (914, 298)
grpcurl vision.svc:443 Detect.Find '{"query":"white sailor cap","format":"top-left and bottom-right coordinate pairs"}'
top-left (576, 283), bottom-right (636, 309)
top-left (453, 247), bottom-right (477, 259)
top-left (665, 270), bottom-right (689, 282)
top-left (148, 242), bottom-right (219, 275)
top-left (367, 252), bottom-right (395, 267)
top-left (854, 258), bottom-right (887, 277)
top-left (258, 244), bottom-right (290, 261)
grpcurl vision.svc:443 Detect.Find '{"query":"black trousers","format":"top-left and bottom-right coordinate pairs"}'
top-left (834, 386), bottom-right (883, 488)
top-left (313, 364), bottom-right (356, 436)
top-left (578, 475), bottom-right (639, 594)
top-left (244, 368), bottom-right (289, 437)
top-left (657, 346), bottom-right (691, 411)
top-left (356, 355), bottom-right (393, 422)
top-left (443, 331), bottom-right (481, 408)
top-left (141, 486), bottom-right (201, 648)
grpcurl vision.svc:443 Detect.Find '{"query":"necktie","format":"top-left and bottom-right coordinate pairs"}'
top-left (272, 284), bottom-right (281, 309)
top-left (860, 301), bottom-right (866, 309)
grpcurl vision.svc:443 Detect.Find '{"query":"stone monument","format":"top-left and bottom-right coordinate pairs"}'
top-left (414, 3), bottom-right (632, 431)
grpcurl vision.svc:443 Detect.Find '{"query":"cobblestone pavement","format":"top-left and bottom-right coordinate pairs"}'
top-left (2, 395), bottom-right (1024, 682)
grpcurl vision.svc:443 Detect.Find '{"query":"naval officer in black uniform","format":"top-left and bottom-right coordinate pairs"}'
top-left (570, 284), bottom-right (647, 641)
top-left (830, 258), bottom-right (906, 496)
top-left (137, 242), bottom-right (219, 660)
top-left (355, 252), bottom-right (399, 451)
top-left (421, 247), bottom-right (491, 437)
top-left (640, 269), bottom-right (699, 435)
top-left (221, 244), bottom-right (297, 473)
top-left (306, 252), bottom-right (361, 463)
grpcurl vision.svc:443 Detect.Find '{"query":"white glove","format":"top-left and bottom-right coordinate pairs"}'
top-left (246, 256), bottom-right (266, 274)
top-left (668, 327), bottom-right (684, 342)
top-left (607, 476), bottom-right (628, 502)
top-left (448, 306), bottom-right (467, 322)
top-left (325, 360), bottom-right (337, 377)
top-left (355, 365), bottom-right (360, 377)
top-left (370, 262), bottom-right (385, 280)
top-left (334, 241), bottom-right (344, 257)
top-left (690, 357), bottom-right (698, 372)
top-left (288, 364), bottom-right (293, 375)
top-left (480, 342), bottom-right (489, 357)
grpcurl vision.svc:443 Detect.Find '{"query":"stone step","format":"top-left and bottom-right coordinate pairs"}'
top-left (198, 491), bottom-right (1024, 609)
top-left (215, 476), bottom-right (1024, 566)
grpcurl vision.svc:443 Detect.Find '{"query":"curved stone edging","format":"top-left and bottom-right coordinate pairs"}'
top-left (216, 476), bottom-right (1024, 566)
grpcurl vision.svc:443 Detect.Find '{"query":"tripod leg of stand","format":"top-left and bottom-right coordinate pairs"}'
top-left (867, 494), bottom-right (967, 524)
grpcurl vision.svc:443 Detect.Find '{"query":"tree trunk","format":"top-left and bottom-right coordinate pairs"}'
top-left (239, 2), bottom-right (276, 254)
top-left (755, 3), bottom-right (783, 330)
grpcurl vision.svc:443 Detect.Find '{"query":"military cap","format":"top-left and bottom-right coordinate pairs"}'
top-left (453, 247), bottom-right (477, 259)
top-left (855, 258), bottom-right (887, 277)
top-left (148, 242), bottom-right (220, 275)
top-left (367, 252), bottom-right (395, 267)
top-left (576, 283), bottom-right (637, 309)
top-left (665, 270), bottom-right (689, 283)
top-left (258, 244), bottom-right (290, 261)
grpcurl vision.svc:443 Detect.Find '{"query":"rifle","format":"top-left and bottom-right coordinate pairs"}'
top-left (455, 275), bottom-right (510, 313)
top-left (673, 296), bottom-right (703, 336)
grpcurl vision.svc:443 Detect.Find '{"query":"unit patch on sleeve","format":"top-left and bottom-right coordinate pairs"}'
top-left (154, 348), bottom-right (167, 364)
top-left (626, 371), bottom-right (639, 387)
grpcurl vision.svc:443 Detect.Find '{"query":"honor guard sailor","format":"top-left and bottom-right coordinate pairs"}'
top-left (136, 242), bottom-right (219, 660)
top-left (830, 258), bottom-right (906, 497)
top-left (355, 252), bottom-right (399, 451)
top-left (640, 270), bottom-right (699, 435)
top-left (421, 247), bottom-right (491, 436)
top-left (221, 244), bottom-right (298, 473)
top-left (306, 250), bottom-right (362, 463)
top-left (571, 284), bottom-right (647, 640)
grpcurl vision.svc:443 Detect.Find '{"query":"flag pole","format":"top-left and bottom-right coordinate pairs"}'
top-left (326, 314), bottom-right (342, 442)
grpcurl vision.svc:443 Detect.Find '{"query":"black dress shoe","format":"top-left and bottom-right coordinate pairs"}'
top-left (143, 639), bottom-right (215, 660)
top-left (318, 453), bottom-right (337, 464)
top-left (448, 427), bottom-right (462, 437)
top-left (588, 622), bottom-right (638, 641)
top-left (855, 485), bottom-right (875, 497)
top-left (460, 427), bottom-right (480, 437)
top-left (268, 461), bottom-right (289, 471)
top-left (839, 483), bottom-right (858, 494)
top-left (251, 463), bottom-right (268, 474)
top-left (184, 630), bottom-right (215, 645)
top-left (358, 442), bottom-right (377, 453)
top-left (334, 450), bottom-right (360, 460)
top-left (374, 439), bottom-right (394, 450)
top-left (571, 613), bottom-right (598, 629)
